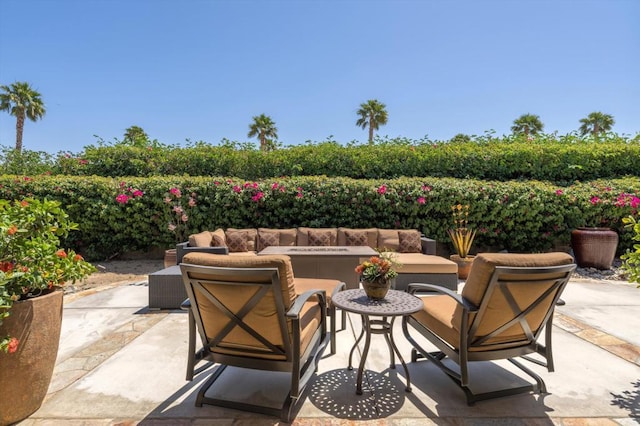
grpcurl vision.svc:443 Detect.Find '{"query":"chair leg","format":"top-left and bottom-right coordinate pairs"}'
top-left (185, 306), bottom-right (196, 381)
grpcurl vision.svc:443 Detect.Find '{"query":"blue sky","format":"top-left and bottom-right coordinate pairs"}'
top-left (0, 0), bottom-right (638, 154)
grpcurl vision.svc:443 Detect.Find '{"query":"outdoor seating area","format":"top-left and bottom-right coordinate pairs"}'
top-left (21, 253), bottom-right (640, 424)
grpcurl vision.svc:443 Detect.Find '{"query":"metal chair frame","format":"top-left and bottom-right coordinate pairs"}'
top-left (402, 263), bottom-right (576, 405)
top-left (180, 263), bottom-right (328, 422)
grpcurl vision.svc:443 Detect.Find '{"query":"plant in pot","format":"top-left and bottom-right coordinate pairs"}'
top-left (0, 198), bottom-right (96, 425)
top-left (355, 251), bottom-right (399, 300)
top-left (571, 192), bottom-right (640, 270)
top-left (163, 186), bottom-right (197, 267)
top-left (447, 203), bottom-right (477, 280)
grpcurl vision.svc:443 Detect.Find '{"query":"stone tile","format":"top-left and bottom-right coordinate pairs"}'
top-left (560, 418), bottom-right (620, 425)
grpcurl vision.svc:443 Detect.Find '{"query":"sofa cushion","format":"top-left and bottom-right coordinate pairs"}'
top-left (337, 227), bottom-right (378, 248)
top-left (226, 228), bottom-right (257, 251)
top-left (211, 228), bottom-right (226, 247)
top-left (226, 230), bottom-right (248, 252)
top-left (308, 229), bottom-right (333, 246)
top-left (398, 230), bottom-right (422, 253)
top-left (393, 253), bottom-right (458, 274)
top-left (257, 228), bottom-right (297, 251)
top-left (189, 230), bottom-right (213, 247)
top-left (377, 229), bottom-right (401, 251)
top-left (296, 227), bottom-right (337, 246)
top-left (257, 230), bottom-right (280, 250)
top-left (344, 230), bottom-right (368, 246)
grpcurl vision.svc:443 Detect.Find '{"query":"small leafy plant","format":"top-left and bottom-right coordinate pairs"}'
top-left (621, 215), bottom-right (640, 286)
top-left (447, 204), bottom-right (476, 258)
top-left (0, 199), bottom-right (95, 353)
top-left (355, 251), bottom-right (399, 282)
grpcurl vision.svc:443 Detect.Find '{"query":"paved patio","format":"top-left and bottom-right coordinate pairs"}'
top-left (18, 276), bottom-right (640, 425)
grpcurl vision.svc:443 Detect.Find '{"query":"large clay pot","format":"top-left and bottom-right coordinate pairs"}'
top-left (164, 248), bottom-right (177, 268)
top-left (361, 277), bottom-right (393, 300)
top-left (0, 289), bottom-right (63, 426)
top-left (450, 254), bottom-right (475, 280)
top-left (571, 227), bottom-right (619, 270)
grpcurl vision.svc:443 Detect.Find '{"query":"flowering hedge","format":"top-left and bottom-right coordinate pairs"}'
top-left (0, 175), bottom-right (637, 261)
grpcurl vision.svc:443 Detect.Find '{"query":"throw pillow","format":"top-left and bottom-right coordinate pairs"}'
top-left (307, 229), bottom-right (332, 246)
top-left (211, 228), bottom-right (227, 247)
top-left (344, 230), bottom-right (368, 246)
top-left (398, 230), bottom-right (422, 253)
top-left (226, 231), bottom-right (248, 252)
top-left (258, 231), bottom-right (280, 250)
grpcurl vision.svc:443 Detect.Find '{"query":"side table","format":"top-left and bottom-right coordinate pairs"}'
top-left (148, 265), bottom-right (185, 309)
top-left (332, 289), bottom-right (423, 395)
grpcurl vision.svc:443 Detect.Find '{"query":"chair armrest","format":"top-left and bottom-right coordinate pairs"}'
top-left (287, 289), bottom-right (327, 318)
top-left (176, 241), bottom-right (229, 263)
top-left (407, 283), bottom-right (478, 312)
top-left (180, 298), bottom-right (191, 311)
top-left (420, 236), bottom-right (436, 255)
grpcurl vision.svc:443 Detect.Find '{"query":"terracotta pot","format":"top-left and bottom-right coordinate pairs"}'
top-left (361, 277), bottom-right (393, 300)
top-left (164, 248), bottom-right (177, 268)
top-left (0, 289), bottom-right (63, 426)
top-left (571, 227), bottom-right (618, 270)
top-left (450, 254), bottom-right (475, 280)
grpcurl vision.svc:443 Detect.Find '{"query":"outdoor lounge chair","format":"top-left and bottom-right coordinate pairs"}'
top-left (402, 252), bottom-right (576, 405)
top-left (179, 252), bottom-right (339, 422)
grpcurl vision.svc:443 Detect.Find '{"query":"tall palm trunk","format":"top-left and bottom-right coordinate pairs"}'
top-left (260, 131), bottom-right (266, 151)
top-left (593, 123), bottom-right (600, 136)
top-left (15, 111), bottom-right (25, 152)
top-left (368, 116), bottom-right (374, 144)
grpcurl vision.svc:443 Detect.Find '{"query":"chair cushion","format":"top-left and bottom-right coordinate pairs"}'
top-left (411, 295), bottom-right (461, 348)
top-left (398, 230), bottom-right (422, 253)
top-left (337, 227), bottom-right (378, 248)
top-left (294, 277), bottom-right (343, 306)
top-left (296, 227), bottom-right (337, 246)
top-left (461, 252), bottom-right (574, 306)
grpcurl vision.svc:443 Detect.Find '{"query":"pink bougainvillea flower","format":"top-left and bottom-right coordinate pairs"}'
top-left (119, 181), bottom-right (126, 188)
top-left (630, 196), bottom-right (640, 208)
top-left (164, 196), bottom-right (172, 204)
top-left (590, 196), bottom-right (601, 205)
top-left (252, 192), bottom-right (264, 202)
top-left (417, 197), bottom-right (426, 205)
top-left (78, 159), bottom-right (88, 165)
top-left (188, 197), bottom-right (196, 207)
top-left (555, 189), bottom-right (563, 196)
top-left (181, 214), bottom-right (188, 222)
top-left (132, 189), bottom-right (143, 197)
top-left (421, 185), bottom-right (432, 191)
top-left (7, 337), bottom-right (19, 354)
top-left (377, 185), bottom-right (387, 195)
top-left (173, 206), bottom-right (183, 214)
top-left (168, 223), bottom-right (176, 231)
top-left (233, 185), bottom-right (242, 193)
top-left (116, 194), bottom-right (129, 204)
top-left (271, 182), bottom-right (279, 190)
top-left (169, 187), bottom-right (182, 198)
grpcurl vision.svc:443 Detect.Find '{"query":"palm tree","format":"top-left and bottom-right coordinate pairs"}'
top-left (247, 114), bottom-right (278, 151)
top-left (0, 81), bottom-right (46, 152)
top-left (123, 125), bottom-right (149, 146)
top-left (579, 112), bottom-right (615, 136)
top-left (356, 99), bottom-right (388, 144)
top-left (511, 113), bottom-right (544, 136)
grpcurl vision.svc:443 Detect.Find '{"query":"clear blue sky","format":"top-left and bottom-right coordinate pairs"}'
top-left (1, 0), bottom-right (638, 154)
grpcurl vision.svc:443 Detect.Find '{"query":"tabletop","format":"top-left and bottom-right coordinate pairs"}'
top-left (332, 289), bottom-right (423, 316)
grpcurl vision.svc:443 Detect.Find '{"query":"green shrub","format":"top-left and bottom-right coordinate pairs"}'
top-left (621, 215), bottom-right (640, 285)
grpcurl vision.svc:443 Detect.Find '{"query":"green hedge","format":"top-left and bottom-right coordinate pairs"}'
top-left (3, 134), bottom-right (640, 184)
top-left (0, 175), bottom-right (637, 260)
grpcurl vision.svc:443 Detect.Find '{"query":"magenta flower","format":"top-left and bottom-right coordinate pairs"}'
top-left (132, 190), bottom-right (143, 198)
top-left (377, 185), bottom-right (387, 195)
top-left (252, 191), bottom-right (264, 202)
top-left (555, 189), bottom-right (563, 196)
top-left (631, 196), bottom-right (640, 208)
top-left (271, 182), bottom-right (279, 190)
top-left (116, 194), bottom-right (129, 204)
top-left (233, 185), bottom-right (242, 193)
top-left (417, 197), bottom-right (426, 205)
top-left (590, 196), bottom-right (601, 205)
top-left (169, 187), bottom-right (182, 198)
top-left (421, 185), bottom-right (432, 192)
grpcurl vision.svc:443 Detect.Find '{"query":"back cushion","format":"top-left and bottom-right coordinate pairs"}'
top-left (296, 227), bottom-right (337, 246)
top-left (377, 229), bottom-right (401, 251)
top-left (462, 252), bottom-right (575, 306)
top-left (182, 252), bottom-right (297, 310)
top-left (337, 227), bottom-right (378, 248)
top-left (398, 230), bottom-right (422, 253)
top-left (189, 231), bottom-right (213, 247)
top-left (308, 229), bottom-right (333, 246)
top-left (257, 228), bottom-right (297, 251)
top-left (226, 228), bottom-right (257, 251)
top-left (225, 230), bottom-right (248, 252)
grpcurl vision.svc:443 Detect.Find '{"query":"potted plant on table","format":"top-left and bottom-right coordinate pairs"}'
top-left (447, 204), bottom-right (477, 280)
top-left (355, 251), bottom-right (399, 299)
top-left (0, 198), bottom-right (95, 425)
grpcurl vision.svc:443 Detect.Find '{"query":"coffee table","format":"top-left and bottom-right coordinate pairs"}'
top-left (257, 246), bottom-right (377, 289)
top-left (332, 289), bottom-right (423, 395)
